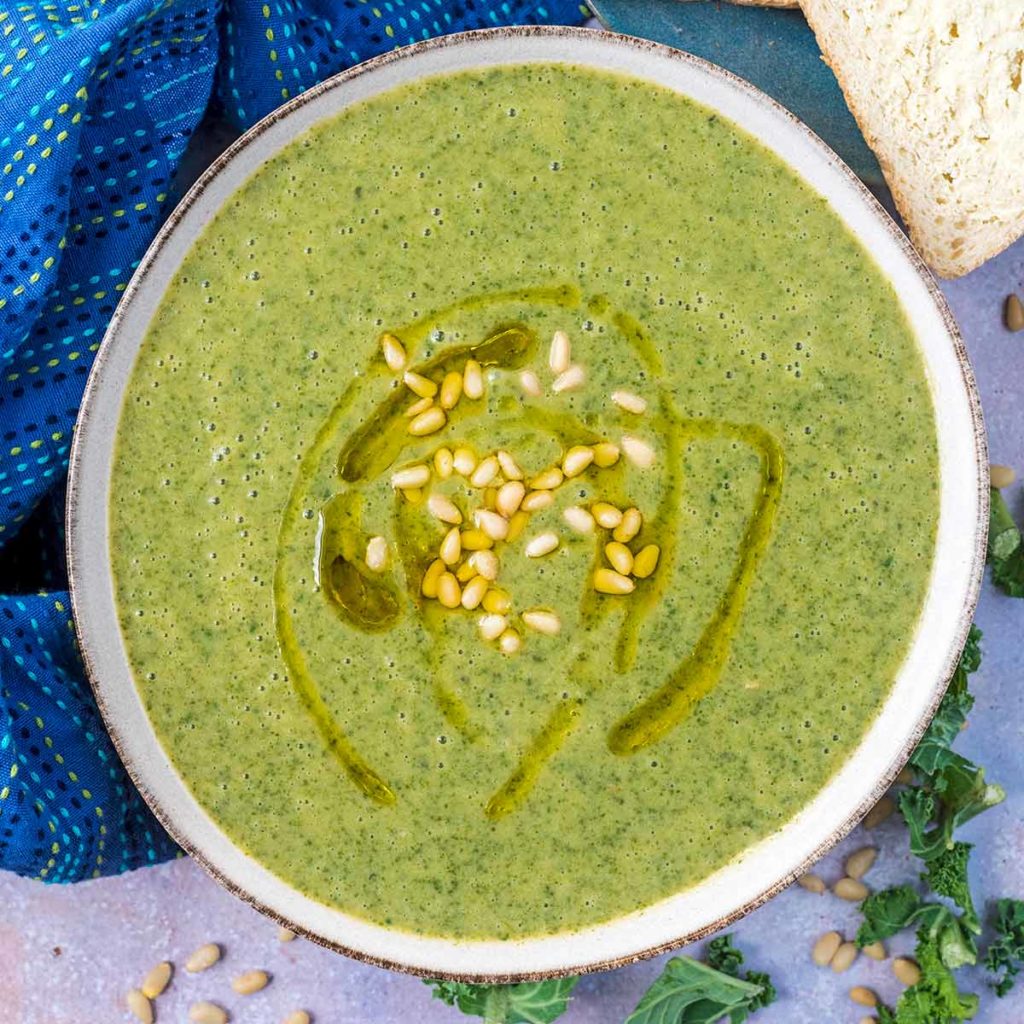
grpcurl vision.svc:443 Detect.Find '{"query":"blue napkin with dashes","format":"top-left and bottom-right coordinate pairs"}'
top-left (0, 0), bottom-right (588, 883)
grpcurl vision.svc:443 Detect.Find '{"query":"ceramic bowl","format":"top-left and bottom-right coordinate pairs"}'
top-left (67, 26), bottom-right (987, 980)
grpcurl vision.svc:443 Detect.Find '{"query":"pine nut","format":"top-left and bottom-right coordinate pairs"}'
top-left (401, 487), bottom-right (423, 504)
top-left (552, 365), bottom-right (585, 393)
top-left (520, 370), bottom-right (542, 396)
top-left (507, 511), bottom-right (529, 541)
top-left (482, 588), bottom-right (511, 614)
top-left (496, 481), bottom-right (526, 517)
top-left (476, 509), bottom-right (510, 541)
top-left (1006, 293), bottom-right (1024, 332)
top-left (497, 450), bottom-right (524, 480)
top-left (365, 536), bottom-right (388, 572)
top-left (893, 957), bottom-right (922, 986)
top-left (592, 442), bottom-right (620, 468)
top-left (434, 447), bottom-right (454, 479)
top-left (439, 371), bottom-right (463, 410)
top-left (437, 572), bottom-right (461, 609)
top-left (562, 445), bottom-right (594, 478)
top-left (185, 943), bottom-right (221, 973)
top-left (531, 466), bottom-right (564, 490)
top-left (284, 1014), bottom-right (310, 1024)
top-left (812, 931), bottom-right (842, 966)
top-left (126, 989), bottom-right (153, 1024)
top-left (592, 502), bottom-right (623, 529)
top-left (563, 506), bottom-right (596, 534)
top-left (613, 507), bottom-right (643, 543)
top-left (483, 486), bottom-right (498, 510)
top-left (461, 529), bottom-right (493, 551)
top-left (277, 927), bottom-right (296, 942)
top-left (622, 434), bottom-right (655, 468)
top-left (549, 329), bottom-right (571, 374)
top-left (470, 455), bottom-right (500, 488)
top-left (141, 961), bottom-right (172, 999)
top-left (632, 544), bottom-right (660, 579)
top-left (453, 446), bottom-right (477, 477)
top-left (391, 464), bottom-right (430, 490)
top-left (440, 527), bottom-right (461, 565)
top-left (525, 532), bottom-right (559, 558)
top-left (522, 609), bottom-right (561, 635)
top-left (409, 407), bottom-right (446, 436)
top-left (461, 576), bottom-right (489, 610)
top-left (796, 872), bottom-right (826, 894)
top-left (612, 390), bottom-right (647, 414)
top-left (499, 629), bottom-right (522, 654)
top-left (479, 614), bottom-right (508, 640)
top-left (188, 1003), bottom-right (228, 1024)
top-left (463, 359), bottom-right (484, 399)
top-left (834, 877), bottom-right (869, 902)
top-left (991, 463), bottom-right (1016, 489)
top-left (521, 490), bottom-right (554, 512)
top-left (594, 568), bottom-right (635, 595)
top-left (845, 847), bottom-right (878, 880)
top-left (380, 332), bottom-right (407, 372)
top-left (404, 370), bottom-right (437, 398)
top-left (456, 560), bottom-right (476, 582)
top-left (864, 795), bottom-right (895, 829)
top-left (405, 395), bottom-right (434, 418)
top-left (850, 986), bottom-right (878, 1008)
top-left (469, 550), bottom-right (499, 581)
top-left (831, 941), bottom-right (858, 973)
top-left (863, 941), bottom-right (886, 961)
top-left (232, 970), bottom-right (270, 995)
top-left (421, 558), bottom-right (445, 598)
top-left (606, 541), bottom-right (634, 575)
top-left (427, 493), bottom-right (462, 525)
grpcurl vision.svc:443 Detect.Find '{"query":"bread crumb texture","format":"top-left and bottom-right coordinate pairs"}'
top-left (801, 0), bottom-right (1024, 277)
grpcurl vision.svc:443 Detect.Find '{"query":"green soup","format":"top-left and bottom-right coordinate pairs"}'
top-left (109, 64), bottom-right (938, 939)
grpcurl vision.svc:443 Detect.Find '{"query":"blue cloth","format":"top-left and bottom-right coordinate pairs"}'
top-left (0, 0), bottom-right (588, 883)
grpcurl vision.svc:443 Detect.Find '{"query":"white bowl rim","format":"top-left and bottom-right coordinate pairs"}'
top-left (66, 25), bottom-right (988, 981)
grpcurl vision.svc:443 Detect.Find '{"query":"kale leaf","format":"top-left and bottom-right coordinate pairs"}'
top-left (425, 978), bottom-right (579, 1024)
top-left (884, 928), bottom-right (980, 1023)
top-left (984, 898), bottom-right (1024, 997)
top-left (909, 626), bottom-right (980, 777)
top-left (923, 842), bottom-right (980, 934)
top-left (988, 487), bottom-right (1024, 598)
top-left (857, 886), bottom-right (924, 946)
top-left (625, 936), bottom-right (775, 1024)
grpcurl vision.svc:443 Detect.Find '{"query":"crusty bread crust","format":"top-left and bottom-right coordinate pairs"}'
top-left (801, 1), bottom-right (1024, 278)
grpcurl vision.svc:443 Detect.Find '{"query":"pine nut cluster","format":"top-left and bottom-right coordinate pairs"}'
top-left (369, 328), bottom-right (663, 653)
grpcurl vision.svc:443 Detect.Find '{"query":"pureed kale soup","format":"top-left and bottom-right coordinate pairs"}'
top-left (110, 65), bottom-right (937, 939)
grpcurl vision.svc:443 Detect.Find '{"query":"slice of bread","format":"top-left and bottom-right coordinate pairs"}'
top-left (800, 1), bottom-right (1024, 277)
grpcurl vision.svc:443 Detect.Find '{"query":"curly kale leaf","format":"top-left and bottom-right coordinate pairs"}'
top-left (984, 898), bottom-right (1024, 997)
top-left (910, 626), bottom-right (981, 777)
top-left (425, 978), bottom-right (579, 1024)
top-left (923, 842), bottom-right (980, 934)
top-left (857, 886), bottom-right (924, 946)
top-left (885, 928), bottom-right (979, 1023)
top-left (625, 936), bottom-right (775, 1024)
top-left (988, 488), bottom-right (1024, 598)
top-left (899, 757), bottom-right (1004, 862)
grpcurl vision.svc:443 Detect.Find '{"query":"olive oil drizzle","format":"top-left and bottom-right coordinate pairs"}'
top-left (274, 286), bottom-right (581, 805)
top-left (608, 421), bottom-right (784, 754)
top-left (484, 699), bottom-right (583, 820)
top-left (482, 304), bottom-right (784, 816)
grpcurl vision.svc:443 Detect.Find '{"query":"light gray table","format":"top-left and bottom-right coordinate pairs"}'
top-left (1, 54), bottom-right (1022, 1024)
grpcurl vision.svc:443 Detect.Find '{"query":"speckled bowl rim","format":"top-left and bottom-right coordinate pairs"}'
top-left (67, 26), bottom-right (988, 981)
